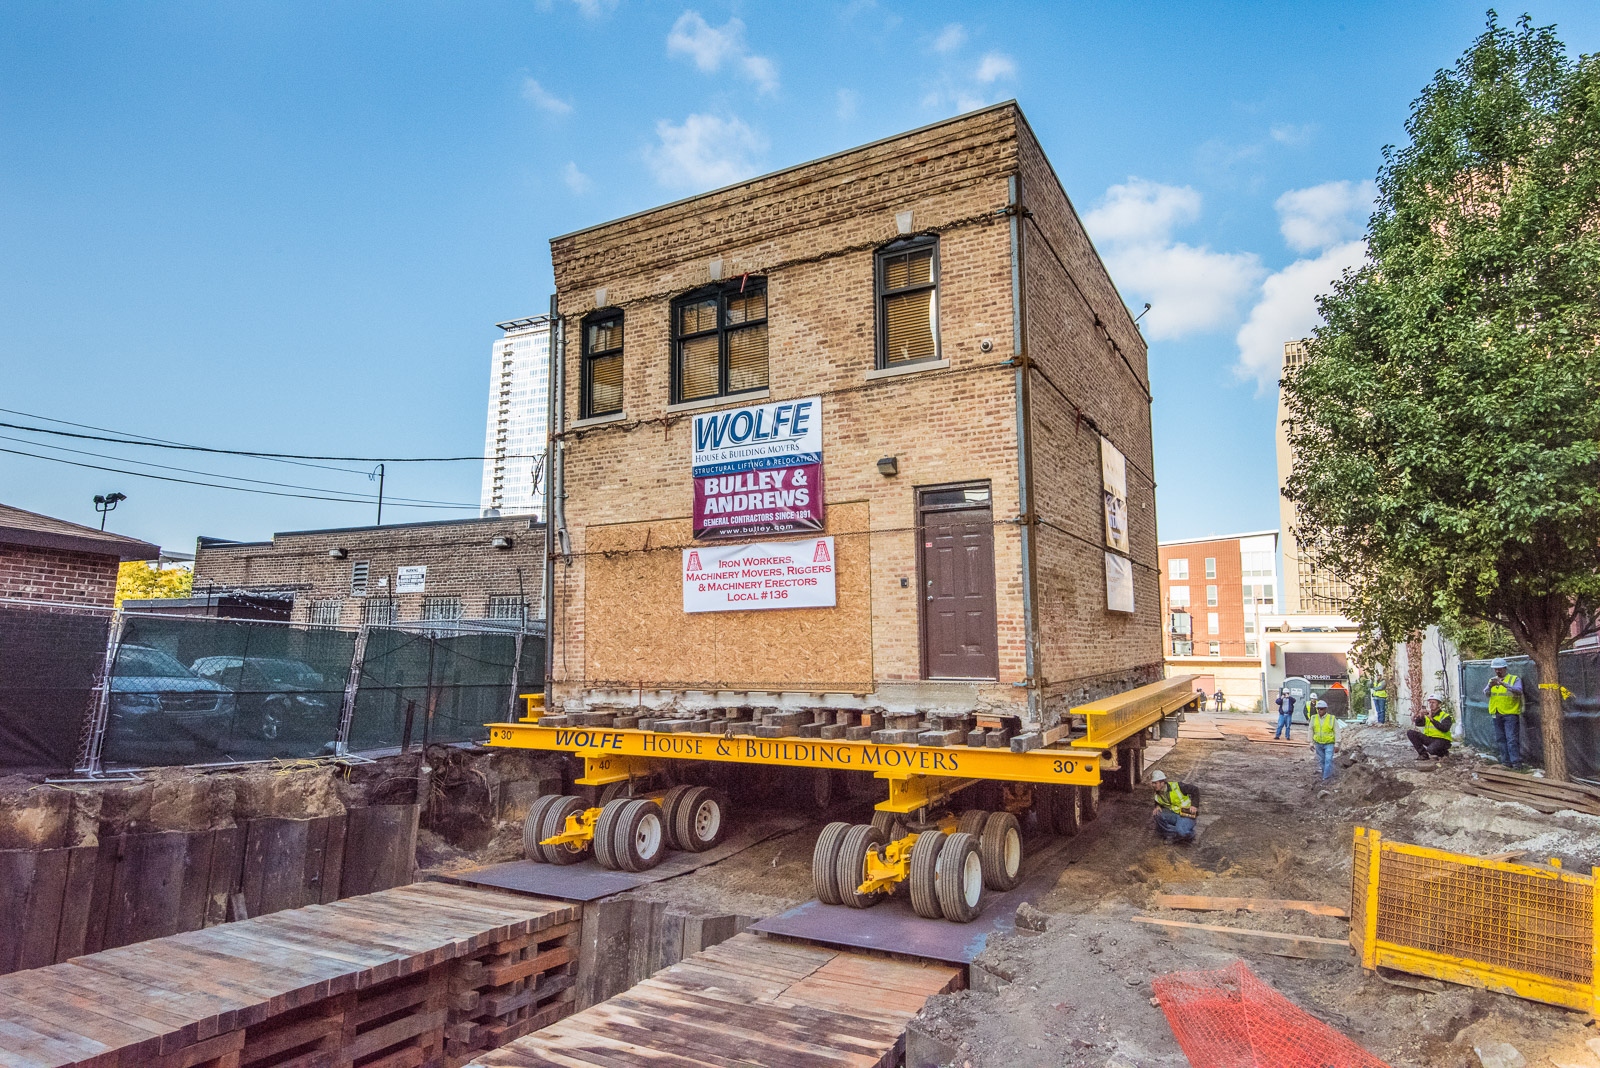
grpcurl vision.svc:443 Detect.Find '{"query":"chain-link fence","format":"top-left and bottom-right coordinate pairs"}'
top-left (1460, 648), bottom-right (1600, 780)
top-left (0, 597), bottom-right (114, 773)
top-left (69, 611), bottom-right (543, 773)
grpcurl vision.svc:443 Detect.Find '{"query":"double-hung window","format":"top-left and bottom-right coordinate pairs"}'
top-left (581, 311), bottom-right (624, 418)
top-left (875, 237), bottom-right (940, 367)
top-left (671, 280), bottom-right (768, 404)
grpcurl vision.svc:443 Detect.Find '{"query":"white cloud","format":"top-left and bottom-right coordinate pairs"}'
top-left (562, 162), bottom-right (592, 194)
top-left (1270, 122), bottom-right (1314, 146)
top-left (975, 51), bottom-right (1016, 83)
top-left (1084, 179), bottom-right (1264, 341)
top-left (932, 23), bottom-right (966, 52)
top-left (536, 0), bottom-right (617, 17)
top-left (666, 11), bottom-right (779, 94)
top-left (1275, 179), bottom-right (1377, 253)
top-left (521, 78), bottom-right (572, 115)
top-left (835, 88), bottom-right (859, 122)
top-left (645, 113), bottom-right (767, 191)
top-left (1083, 178), bottom-right (1201, 246)
top-left (1234, 240), bottom-right (1367, 388)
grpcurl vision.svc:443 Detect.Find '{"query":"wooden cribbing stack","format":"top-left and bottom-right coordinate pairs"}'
top-left (1464, 768), bottom-right (1600, 817)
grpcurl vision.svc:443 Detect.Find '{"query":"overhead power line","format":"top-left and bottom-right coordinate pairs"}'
top-left (0, 406), bottom-right (369, 475)
top-left (0, 447), bottom-right (476, 509)
top-left (0, 419), bottom-right (538, 463)
top-left (0, 434), bottom-right (475, 507)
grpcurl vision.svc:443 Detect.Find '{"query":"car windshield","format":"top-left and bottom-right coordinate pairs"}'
top-left (257, 661), bottom-right (322, 686)
top-left (117, 646), bottom-right (195, 678)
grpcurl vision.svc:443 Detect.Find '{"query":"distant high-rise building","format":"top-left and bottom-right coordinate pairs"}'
top-left (1276, 339), bottom-right (1352, 613)
top-left (480, 317), bottom-right (551, 518)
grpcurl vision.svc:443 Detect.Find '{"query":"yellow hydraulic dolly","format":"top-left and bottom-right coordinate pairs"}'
top-left (489, 677), bottom-right (1198, 921)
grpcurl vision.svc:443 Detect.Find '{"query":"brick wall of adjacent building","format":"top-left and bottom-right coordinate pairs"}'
top-left (546, 103), bottom-right (1159, 725)
top-left (1015, 119), bottom-right (1163, 715)
top-left (0, 546), bottom-right (121, 607)
top-left (193, 516), bottom-right (545, 627)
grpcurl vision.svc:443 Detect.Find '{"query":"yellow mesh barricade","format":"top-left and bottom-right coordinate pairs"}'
top-left (1351, 827), bottom-right (1598, 1013)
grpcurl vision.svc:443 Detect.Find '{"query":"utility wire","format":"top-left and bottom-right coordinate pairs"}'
top-left (0, 406), bottom-right (369, 476)
top-left (0, 420), bottom-right (536, 463)
top-left (0, 447), bottom-right (475, 509)
top-left (0, 433), bottom-right (475, 507)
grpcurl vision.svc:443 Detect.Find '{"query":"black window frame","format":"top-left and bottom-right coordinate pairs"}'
top-left (580, 308), bottom-right (624, 419)
top-left (874, 235), bottom-right (941, 369)
top-left (669, 278), bottom-right (769, 405)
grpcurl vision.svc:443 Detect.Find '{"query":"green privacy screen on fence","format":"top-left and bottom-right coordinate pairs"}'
top-left (99, 613), bottom-right (542, 769)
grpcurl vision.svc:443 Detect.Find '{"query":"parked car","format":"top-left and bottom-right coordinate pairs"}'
top-left (188, 656), bottom-right (338, 741)
top-left (106, 644), bottom-right (238, 763)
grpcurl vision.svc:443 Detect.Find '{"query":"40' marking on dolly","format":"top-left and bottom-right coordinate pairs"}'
top-left (489, 726), bottom-right (1083, 777)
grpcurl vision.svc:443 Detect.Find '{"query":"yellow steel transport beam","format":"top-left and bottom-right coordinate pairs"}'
top-left (1075, 674), bottom-right (1200, 749)
top-left (486, 722), bottom-right (1102, 787)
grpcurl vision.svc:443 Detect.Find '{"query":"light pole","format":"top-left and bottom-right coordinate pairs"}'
top-left (92, 492), bottom-right (126, 530)
top-left (369, 464), bottom-right (385, 526)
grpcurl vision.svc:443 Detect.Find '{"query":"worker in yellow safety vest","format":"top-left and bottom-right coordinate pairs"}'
top-left (1150, 769), bottom-right (1199, 841)
top-left (1308, 699), bottom-right (1338, 781)
top-left (1482, 657), bottom-right (1524, 767)
top-left (1407, 693), bottom-right (1453, 761)
top-left (1370, 680), bottom-right (1388, 723)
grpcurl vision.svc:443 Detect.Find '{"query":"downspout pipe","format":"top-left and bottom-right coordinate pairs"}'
top-left (1008, 174), bottom-right (1042, 727)
top-left (542, 292), bottom-right (562, 712)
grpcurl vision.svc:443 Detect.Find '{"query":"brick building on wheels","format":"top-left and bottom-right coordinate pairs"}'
top-left (543, 102), bottom-right (1161, 734)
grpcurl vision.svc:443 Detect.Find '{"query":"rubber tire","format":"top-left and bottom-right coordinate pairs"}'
top-left (674, 786), bottom-right (727, 852)
top-left (958, 810), bottom-right (989, 837)
top-left (980, 811), bottom-right (1023, 890)
top-left (834, 824), bottom-right (888, 909)
top-left (592, 797), bottom-right (632, 870)
top-left (599, 780), bottom-right (633, 806)
top-left (538, 796), bottom-right (589, 865)
top-left (870, 810), bottom-right (908, 841)
top-left (658, 785), bottom-right (696, 850)
top-left (936, 831), bottom-right (984, 923)
top-left (1079, 783), bottom-right (1100, 822)
top-left (522, 794), bottom-right (564, 861)
top-left (612, 799), bottom-right (666, 873)
top-left (908, 831), bottom-right (947, 920)
top-left (812, 821), bottom-right (852, 905)
top-left (1051, 784), bottom-right (1083, 837)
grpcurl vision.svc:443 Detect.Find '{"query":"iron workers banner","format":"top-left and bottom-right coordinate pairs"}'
top-left (692, 396), bottom-right (824, 540)
top-left (683, 537), bottom-right (836, 613)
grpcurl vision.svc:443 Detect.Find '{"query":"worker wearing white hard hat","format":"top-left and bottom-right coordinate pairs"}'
top-left (1483, 657), bottom-right (1524, 767)
top-left (1150, 769), bottom-right (1200, 842)
top-left (1407, 692), bottom-right (1454, 761)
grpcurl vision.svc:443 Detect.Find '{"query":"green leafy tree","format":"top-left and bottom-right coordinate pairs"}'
top-left (1283, 14), bottom-right (1600, 779)
top-left (115, 561), bottom-right (193, 606)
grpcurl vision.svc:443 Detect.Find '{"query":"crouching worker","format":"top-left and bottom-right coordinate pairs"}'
top-left (1150, 769), bottom-right (1199, 842)
top-left (1408, 693), bottom-right (1453, 760)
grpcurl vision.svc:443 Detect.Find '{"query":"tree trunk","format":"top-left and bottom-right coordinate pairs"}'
top-left (1530, 638), bottom-right (1569, 782)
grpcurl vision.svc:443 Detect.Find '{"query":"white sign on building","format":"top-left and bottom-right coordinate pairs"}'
top-left (1105, 552), bottom-right (1135, 614)
top-left (395, 565), bottom-right (427, 593)
top-left (683, 537), bottom-right (836, 613)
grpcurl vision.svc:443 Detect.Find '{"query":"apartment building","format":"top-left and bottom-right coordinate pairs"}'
top-left (1157, 531), bottom-right (1277, 710)
top-left (543, 103), bottom-right (1162, 729)
top-left (480, 316), bottom-right (551, 517)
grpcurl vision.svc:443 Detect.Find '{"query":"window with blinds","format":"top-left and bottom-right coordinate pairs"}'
top-left (876, 237), bottom-right (940, 367)
top-left (582, 311), bottom-right (624, 418)
top-left (671, 280), bottom-right (768, 404)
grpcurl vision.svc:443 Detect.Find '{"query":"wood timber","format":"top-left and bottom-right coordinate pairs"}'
top-left (1154, 895), bottom-right (1349, 919)
top-left (465, 931), bottom-right (962, 1068)
top-left (0, 882), bottom-right (578, 1068)
top-left (1131, 916), bottom-right (1353, 960)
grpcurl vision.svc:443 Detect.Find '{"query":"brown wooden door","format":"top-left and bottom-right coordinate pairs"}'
top-left (920, 491), bottom-right (1000, 680)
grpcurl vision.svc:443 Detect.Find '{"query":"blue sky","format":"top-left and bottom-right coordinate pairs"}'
top-left (4, 1), bottom-right (1598, 555)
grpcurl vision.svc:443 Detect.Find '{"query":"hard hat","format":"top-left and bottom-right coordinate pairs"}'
top-left (1150, 769), bottom-right (1168, 783)
top-left (1427, 692), bottom-right (1444, 702)
top-left (1317, 700), bottom-right (1328, 709)
top-left (1491, 657), bottom-right (1508, 669)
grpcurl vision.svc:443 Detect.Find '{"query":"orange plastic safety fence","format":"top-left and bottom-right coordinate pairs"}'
top-left (1153, 960), bottom-right (1391, 1068)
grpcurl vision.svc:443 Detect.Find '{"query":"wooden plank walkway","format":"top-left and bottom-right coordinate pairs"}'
top-left (0, 882), bottom-right (579, 1068)
top-left (467, 932), bottom-right (963, 1068)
